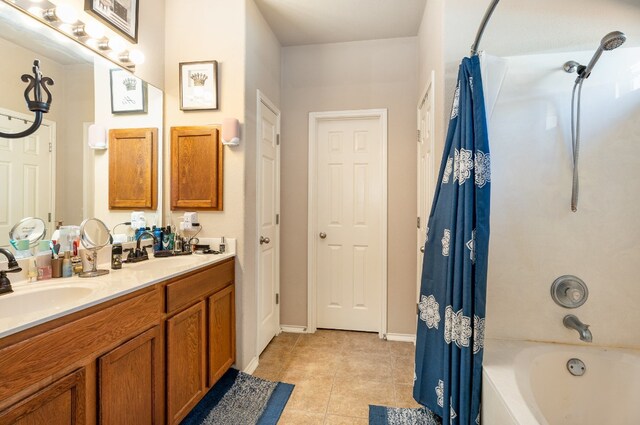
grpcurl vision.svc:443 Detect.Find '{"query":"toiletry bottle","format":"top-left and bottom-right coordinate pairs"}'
top-left (219, 237), bottom-right (226, 254)
top-left (27, 258), bottom-right (38, 282)
top-left (153, 226), bottom-right (163, 252)
top-left (111, 244), bottom-right (123, 270)
top-left (62, 251), bottom-right (73, 277)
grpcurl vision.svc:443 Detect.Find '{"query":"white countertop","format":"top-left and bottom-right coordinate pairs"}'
top-left (0, 246), bottom-right (235, 340)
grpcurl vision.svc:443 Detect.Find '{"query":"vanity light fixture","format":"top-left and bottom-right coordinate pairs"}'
top-left (2, 0), bottom-right (146, 72)
top-left (119, 49), bottom-right (145, 66)
top-left (42, 4), bottom-right (77, 24)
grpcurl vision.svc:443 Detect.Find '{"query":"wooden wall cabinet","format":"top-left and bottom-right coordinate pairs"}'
top-left (170, 126), bottom-right (223, 211)
top-left (109, 128), bottom-right (158, 210)
top-left (98, 326), bottom-right (163, 425)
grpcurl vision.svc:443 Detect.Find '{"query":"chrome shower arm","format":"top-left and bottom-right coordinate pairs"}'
top-left (470, 0), bottom-right (501, 56)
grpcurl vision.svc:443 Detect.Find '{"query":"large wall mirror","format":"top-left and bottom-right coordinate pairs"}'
top-left (0, 2), bottom-right (163, 248)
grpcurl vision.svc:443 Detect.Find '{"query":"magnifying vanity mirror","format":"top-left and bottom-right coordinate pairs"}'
top-left (0, 1), bottom-right (163, 251)
top-left (8, 217), bottom-right (47, 248)
top-left (78, 218), bottom-right (111, 278)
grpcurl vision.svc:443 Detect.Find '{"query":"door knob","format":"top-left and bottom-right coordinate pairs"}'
top-left (260, 236), bottom-right (270, 245)
top-left (420, 246), bottom-right (425, 253)
top-left (319, 232), bottom-right (327, 239)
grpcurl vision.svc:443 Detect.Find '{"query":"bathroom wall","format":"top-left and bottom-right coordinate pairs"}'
top-left (486, 47), bottom-right (640, 348)
top-left (244, 0), bottom-right (282, 359)
top-left (163, 0), bottom-right (267, 369)
top-left (279, 37), bottom-right (419, 335)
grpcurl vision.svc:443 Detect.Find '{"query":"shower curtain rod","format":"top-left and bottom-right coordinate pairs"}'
top-left (470, 0), bottom-right (500, 56)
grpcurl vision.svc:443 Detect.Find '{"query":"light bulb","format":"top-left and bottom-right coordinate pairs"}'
top-left (85, 21), bottom-right (105, 39)
top-left (129, 49), bottom-right (145, 65)
top-left (109, 37), bottom-right (126, 53)
top-left (55, 4), bottom-right (78, 24)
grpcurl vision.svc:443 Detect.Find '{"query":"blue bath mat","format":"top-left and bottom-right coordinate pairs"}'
top-left (369, 405), bottom-right (442, 425)
top-left (180, 368), bottom-right (294, 425)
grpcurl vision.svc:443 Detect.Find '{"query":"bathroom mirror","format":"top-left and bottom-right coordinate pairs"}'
top-left (79, 218), bottom-right (110, 277)
top-left (0, 1), bottom-right (163, 249)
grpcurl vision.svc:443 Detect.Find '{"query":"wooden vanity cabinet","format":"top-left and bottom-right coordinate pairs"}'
top-left (0, 257), bottom-right (235, 425)
top-left (165, 258), bottom-right (235, 425)
top-left (0, 368), bottom-right (85, 425)
top-left (208, 284), bottom-right (235, 386)
top-left (98, 325), bottom-right (163, 425)
top-left (166, 302), bottom-right (206, 425)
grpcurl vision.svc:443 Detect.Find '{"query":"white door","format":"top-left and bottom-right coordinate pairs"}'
top-left (256, 92), bottom-right (281, 355)
top-left (417, 77), bottom-right (436, 301)
top-left (311, 110), bottom-right (387, 332)
top-left (0, 112), bottom-right (54, 246)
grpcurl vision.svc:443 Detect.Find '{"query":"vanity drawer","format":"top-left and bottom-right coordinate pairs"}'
top-left (165, 258), bottom-right (234, 315)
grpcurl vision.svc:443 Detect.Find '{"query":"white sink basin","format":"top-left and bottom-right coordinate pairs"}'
top-left (0, 286), bottom-right (95, 320)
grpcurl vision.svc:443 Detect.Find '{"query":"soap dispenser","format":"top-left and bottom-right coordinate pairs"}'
top-left (111, 244), bottom-right (123, 270)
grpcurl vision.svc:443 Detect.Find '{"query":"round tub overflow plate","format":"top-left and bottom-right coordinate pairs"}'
top-left (567, 358), bottom-right (586, 376)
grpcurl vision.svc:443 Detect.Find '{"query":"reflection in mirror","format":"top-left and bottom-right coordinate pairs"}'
top-left (78, 218), bottom-right (110, 278)
top-left (8, 217), bottom-right (47, 248)
top-left (0, 2), bottom-right (163, 251)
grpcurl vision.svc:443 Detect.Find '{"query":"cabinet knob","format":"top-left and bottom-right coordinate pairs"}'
top-left (319, 232), bottom-right (327, 239)
top-left (260, 236), bottom-right (270, 245)
top-left (420, 246), bottom-right (425, 253)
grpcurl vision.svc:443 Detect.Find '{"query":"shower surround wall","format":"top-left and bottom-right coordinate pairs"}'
top-left (486, 47), bottom-right (640, 348)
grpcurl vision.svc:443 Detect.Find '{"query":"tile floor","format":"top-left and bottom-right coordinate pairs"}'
top-left (252, 330), bottom-right (421, 424)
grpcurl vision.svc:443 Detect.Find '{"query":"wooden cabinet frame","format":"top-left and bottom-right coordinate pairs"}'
top-left (109, 128), bottom-right (158, 209)
top-left (170, 126), bottom-right (223, 211)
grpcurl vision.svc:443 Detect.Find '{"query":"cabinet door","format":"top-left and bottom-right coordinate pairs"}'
top-left (109, 128), bottom-right (158, 209)
top-left (98, 326), bottom-right (163, 425)
top-left (208, 284), bottom-right (236, 386)
top-left (0, 368), bottom-right (85, 425)
top-left (166, 301), bottom-right (206, 425)
top-left (170, 126), bottom-right (223, 210)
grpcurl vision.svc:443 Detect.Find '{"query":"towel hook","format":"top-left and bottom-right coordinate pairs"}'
top-left (0, 60), bottom-right (54, 139)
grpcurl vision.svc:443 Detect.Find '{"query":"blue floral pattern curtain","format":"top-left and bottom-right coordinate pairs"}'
top-left (413, 55), bottom-right (490, 425)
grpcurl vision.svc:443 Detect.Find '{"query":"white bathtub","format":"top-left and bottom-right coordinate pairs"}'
top-left (482, 339), bottom-right (640, 425)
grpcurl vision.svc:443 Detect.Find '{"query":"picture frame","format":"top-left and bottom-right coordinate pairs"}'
top-left (110, 68), bottom-right (147, 114)
top-left (85, 0), bottom-right (139, 43)
top-left (179, 61), bottom-right (219, 111)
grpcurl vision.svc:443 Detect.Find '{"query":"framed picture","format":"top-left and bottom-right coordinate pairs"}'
top-left (110, 68), bottom-right (147, 114)
top-left (179, 61), bottom-right (219, 111)
top-left (85, 0), bottom-right (139, 43)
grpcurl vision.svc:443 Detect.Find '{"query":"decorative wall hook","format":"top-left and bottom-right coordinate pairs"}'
top-left (0, 60), bottom-right (54, 139)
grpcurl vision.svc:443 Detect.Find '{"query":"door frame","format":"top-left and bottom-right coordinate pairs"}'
top-left (307, 109), bottom-right (388, 337)
top-left (255, 90), bottom-right (281, 355)
top-left (416, 71), bottom-right (436, 302)
top-left (0, 107), bottom-right (56, 238)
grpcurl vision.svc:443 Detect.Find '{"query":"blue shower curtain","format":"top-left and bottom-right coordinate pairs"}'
top-left (413, 55), bottom-right (490, 425)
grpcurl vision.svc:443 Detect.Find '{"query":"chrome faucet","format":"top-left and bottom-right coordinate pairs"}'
top-left (0, 248), bottom-right (22, 296)
top-left (563, 314), bottom-right (592, 342)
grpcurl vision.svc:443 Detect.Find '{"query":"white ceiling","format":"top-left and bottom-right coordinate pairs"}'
top-left (254, 0), bottom-right (427, 47)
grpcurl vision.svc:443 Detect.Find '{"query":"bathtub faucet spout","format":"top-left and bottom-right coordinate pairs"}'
top-left (563, 314), bottom-right (592, 342)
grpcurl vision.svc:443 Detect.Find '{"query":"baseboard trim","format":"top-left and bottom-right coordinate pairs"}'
top-left (386, 333), bottom-right (416, 344)
top-left (244, 356), bottom-right (259, 374)
top-left (280, 325), bottom-right (308, 334)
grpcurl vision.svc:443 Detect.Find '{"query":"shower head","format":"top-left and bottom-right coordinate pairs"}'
top-left (579, 31), bottom-right (626, 81)
top-left (601, 31), bottom-right (626, 51)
